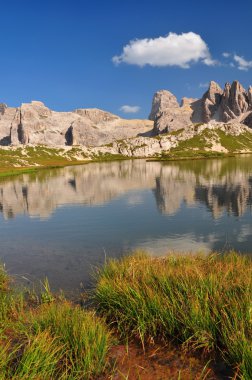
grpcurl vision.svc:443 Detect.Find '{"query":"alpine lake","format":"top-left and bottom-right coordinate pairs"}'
top-left (1, 155), bottom-right (252, 295)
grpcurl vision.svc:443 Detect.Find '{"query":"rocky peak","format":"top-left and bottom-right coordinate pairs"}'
top-left (203, 81), bottom-right (223, 103)
top-left (180, 97), bottom-right (198, 110)
top-left (0, 100), bottom-right (153, 147)
top-left (248, 86), bottom-right (252, 108)
top-left (74, 108), bottom-right (119, 124)
top-left (220, 81), bottom-right (249, 121)
top-left (20, 101), bottom-right (52, 120)
top-left (150, 91), bottom-right (192, 134)
top-left (31, 101), bottom-right (46, 106)
top-left (149, 80), bottom-right (252, 133)
top-left (149, 90), bottom-right (179, 121)
top-left (230, 80), bottom-right (248, 115)
top-left (201, 81), bottom-right (223, 122)
top-left (0, 103), bottom-right (7, 116)
top-left (223, 82), bottom-right (231, 97)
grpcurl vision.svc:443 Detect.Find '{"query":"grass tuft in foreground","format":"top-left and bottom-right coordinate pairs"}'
top-left (0, 270), bottom-right (111, 380)
top-left (95, 251), bottom-right (252, 379)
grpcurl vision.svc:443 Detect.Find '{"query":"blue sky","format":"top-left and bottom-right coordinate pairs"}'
top-left (0, 0), bottom-right (252, 118)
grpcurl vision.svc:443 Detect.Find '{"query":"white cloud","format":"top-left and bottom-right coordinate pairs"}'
top-left (222, 52), bottom-right (230, 58)
top-left (120, 105), bottom-right (140, 114)
top-left (113, 32), bottom-right (217, 68)
top-left (233, 54), bottom-right (252, 71)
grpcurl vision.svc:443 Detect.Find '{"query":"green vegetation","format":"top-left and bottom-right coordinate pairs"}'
top-left (193, 123), bottom-right (204, 131)
top-left (0, 146), bottom-right (129, 178)
top-left (0, 271), bottom-right (111, 379)
top-left (169, 128), bottom-right (185, 136)
top-left (1, 128), bottom-right (252, 178)
top-left (216, 130), bottom-right (252, 152)
top-left (153, 129), bottom-right (218, 160)
top-left (0, 146), bottom-right (90, 178)
top-left (92, 151), bottom-right (128, 161)
top-left (95, 252), bottom-right (252, 379)
top-left (155, 150), bottom-right (228, 161)
top-left (153, 129), bottom-right (252, 161)
top-left (154, 129), bottom-right (185, 140)
top-left (2, 252), bottom-right (252, 377)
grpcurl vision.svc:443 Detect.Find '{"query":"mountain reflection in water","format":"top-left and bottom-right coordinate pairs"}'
top-left (0, 156), bottom-right (252, 292)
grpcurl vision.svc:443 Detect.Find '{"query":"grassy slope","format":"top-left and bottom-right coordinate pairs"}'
top-left (1, 128), bottom-right (252, 176)
top-left (159, 129), bottom-right (252, 160)
top-left (0, 146), bottom-right (127, 178)
top-left (95, 252), bottom-right (252, 379)
top-left (0, 146), bottom-right (86, 177)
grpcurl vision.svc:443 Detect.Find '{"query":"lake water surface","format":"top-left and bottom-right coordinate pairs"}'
top-left (1, 156), bottom-right (252, 293)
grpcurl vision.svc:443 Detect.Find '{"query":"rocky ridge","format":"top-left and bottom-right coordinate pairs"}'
top-left (2, 120), bottom-right (252, 167)
top-left (150, 80), bottom-right (252, 134)
top-left (93, 121), bottom-right (252, 157)
top-left (0, 101), bottom-right (153, 147)
top-left (1, 80), bottom-right (252, 160)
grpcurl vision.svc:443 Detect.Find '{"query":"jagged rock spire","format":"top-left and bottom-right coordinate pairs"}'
top-left (201, 81), bottom-right (223, 122)
top-left (149, 90), bottom-right (179, 121)
top-left (149, 80), bottom-right (252, 132)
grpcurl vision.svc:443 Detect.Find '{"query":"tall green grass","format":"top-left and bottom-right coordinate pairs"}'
top-left (31, 303), bottom-right (111, 378)
top-left (95, 252), bottom-right (252, 379)
top-left (0, 268), bottom-right (112, 379)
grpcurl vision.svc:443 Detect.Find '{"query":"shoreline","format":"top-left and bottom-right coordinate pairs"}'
top-left (1, 251), bottom-right (248, 379)
top-left (0, 146), bottom-right (249, 180)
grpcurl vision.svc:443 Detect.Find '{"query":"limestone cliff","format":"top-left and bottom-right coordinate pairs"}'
top-left (150, 80), bottom-right (252, 133)
top-left (1, 81), bottom-right (252, 151)
top-left (0, 102), bottom-right (153, 147)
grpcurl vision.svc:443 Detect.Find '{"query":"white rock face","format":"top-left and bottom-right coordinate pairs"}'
top-left (86, 121), bottom-right (252, 158)
top-left (149, 90), bottom-right (179, 121)
top-left (1, 81), bottom-right (252, 150)
top-left (149, 90), bottom-right (192, 134)
top-left (0, 102), bottom-right (153, 147)
top-left (149, 80), bottom-right (252, 133)
top-left (153, 107), bottom-right (192, 134)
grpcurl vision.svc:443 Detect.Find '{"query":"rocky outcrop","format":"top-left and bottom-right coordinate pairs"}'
top-left (0, 103), bottom-right (7, 115)
top-left (243, 113), bottom-right (252, 128)
top-left (149, 90), bottom-right (179, 121)
top-left (1, 81), bottom-right (252, 148)
top-left (87, 121), bottom-right (252, 158)
top-left (220, 81), bottom-right (249, 122)
top-left (149, 90), bottom-right (192, 134)
top-left (0, 102), bottom-right (153, 147)
top-left (248, 86), bottom-right (252, 108)
top-left (150, 80), bottom-right (252, 134)
top-left (201, 81), bottom-right (223, 122)
top-left (153, 107), bottom-right (192, 134)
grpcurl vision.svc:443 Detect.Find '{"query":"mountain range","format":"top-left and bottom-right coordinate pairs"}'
top-left (1, 81), bottom-right (252, 159)
top-left (149, 80), bottom-right (252, 134)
